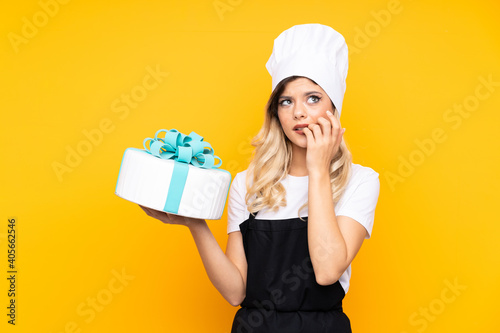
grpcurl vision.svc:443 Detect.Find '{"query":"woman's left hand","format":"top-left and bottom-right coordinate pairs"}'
top-left (302, 110), bottom-right (345, 175)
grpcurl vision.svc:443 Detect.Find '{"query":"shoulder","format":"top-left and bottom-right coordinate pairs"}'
top-left (337, 163), bottom-right (381, 239)
top-left (351, 163), bottom-right (379, 180)
top-left (228, 168), bottom-right (257, 207)
top-left (232, 169), bottom-right (249, 192)
top-left (234, 169), bottom-right (248, 181)
top-left (347, 163), bottom-right (380, 192)
top-left (337, 162), bottom-right (380, 213)
top-left (227, 169), bottom-right (251, 233)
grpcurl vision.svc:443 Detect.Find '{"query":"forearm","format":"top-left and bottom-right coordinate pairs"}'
top-left (308, 170), bottom-right (348, 285)
top-left (188, 221), bottom-right (245, 305)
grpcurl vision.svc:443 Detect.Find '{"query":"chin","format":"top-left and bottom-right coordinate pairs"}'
top-left (291, 140), bottom-right (307, 149)
top-left (286, 133), bottom-right (307, 149)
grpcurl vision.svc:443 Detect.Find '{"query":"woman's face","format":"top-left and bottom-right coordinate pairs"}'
top-left (277, 77), bottom-right (335, 150)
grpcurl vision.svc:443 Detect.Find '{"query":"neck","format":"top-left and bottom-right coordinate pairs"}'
top-left (288, 144), bottom-right (308, 177)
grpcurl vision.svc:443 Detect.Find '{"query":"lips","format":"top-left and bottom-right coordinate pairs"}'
top-left (292, 124), bottom-right (308, 135)
top-left (293, 124), bottom-right (309, 131)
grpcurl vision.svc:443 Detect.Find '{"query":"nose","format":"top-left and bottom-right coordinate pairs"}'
top-left (293, 103), bottom-right (307, 120)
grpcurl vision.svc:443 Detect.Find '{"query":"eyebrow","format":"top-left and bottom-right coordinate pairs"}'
top-left (279, 91), bottom-right (323, 100)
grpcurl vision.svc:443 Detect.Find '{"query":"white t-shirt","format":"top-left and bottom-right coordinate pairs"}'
top-left (226, 163), bottom-right (380, 294)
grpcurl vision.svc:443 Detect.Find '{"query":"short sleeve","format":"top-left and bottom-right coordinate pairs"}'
top-left (227, 171), bottom-right (249, 234)
top-left (336, 168), bottom-right (380, 239)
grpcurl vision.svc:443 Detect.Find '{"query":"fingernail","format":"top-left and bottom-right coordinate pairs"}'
top-left (326, 110), bottom-right (332, 115)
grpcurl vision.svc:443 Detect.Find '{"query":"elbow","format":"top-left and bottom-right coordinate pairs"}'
top-left (315, 270), bottom-right (343, 286)
top-left (313, 260), bottom-right (348, 286)
top-left (315, 275), bottom-right (339, 286)
top-left (226, 293), bottom-right (245, 307)
top-left (228, 299), bottom-right (242, 307)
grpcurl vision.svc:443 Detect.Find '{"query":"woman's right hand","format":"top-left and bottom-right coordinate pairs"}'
top-left (138, 205), bottom-right (204, 227)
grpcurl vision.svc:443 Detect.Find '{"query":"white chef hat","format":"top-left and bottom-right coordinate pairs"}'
top-left (265, 23), bottom-right (349, 116)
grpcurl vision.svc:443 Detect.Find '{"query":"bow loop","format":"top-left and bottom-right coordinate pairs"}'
top-left (143, 128), bottom-right (222, 169)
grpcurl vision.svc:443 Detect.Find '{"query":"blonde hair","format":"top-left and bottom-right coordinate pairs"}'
top-left (245, 76), bottom-right (353, 221)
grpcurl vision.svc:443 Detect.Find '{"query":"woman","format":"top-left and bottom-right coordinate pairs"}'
top-left (140, 23), bottom-right (380, 332)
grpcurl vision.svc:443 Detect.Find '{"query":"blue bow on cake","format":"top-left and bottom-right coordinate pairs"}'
top-left (143, 129), bottom-right (222, 169)
top-left (142, 128), bottom-right (223, 214)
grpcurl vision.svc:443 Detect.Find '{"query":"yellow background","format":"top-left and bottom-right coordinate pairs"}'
top-left (2, 0), bottom-right (499, 332)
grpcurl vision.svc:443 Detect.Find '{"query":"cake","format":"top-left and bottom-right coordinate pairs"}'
top-left (115, 129), bottom-right (232, 220)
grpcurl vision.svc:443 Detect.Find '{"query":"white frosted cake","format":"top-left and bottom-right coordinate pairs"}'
top-left (115, 129), bottom-right (232, 220)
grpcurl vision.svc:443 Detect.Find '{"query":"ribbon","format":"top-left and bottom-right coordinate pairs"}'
top-left (142, 129), bottom-right (223, 214)
top-left (143, 129), bottom-right (222, 169)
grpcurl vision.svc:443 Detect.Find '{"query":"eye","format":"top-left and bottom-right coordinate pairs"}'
top-left (308, 95), bottom-right (321, 103)
top-left (279, 99), bottom-right (291, 107)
